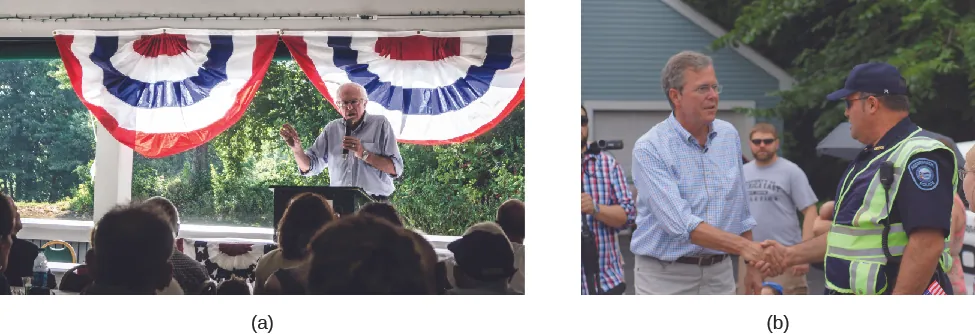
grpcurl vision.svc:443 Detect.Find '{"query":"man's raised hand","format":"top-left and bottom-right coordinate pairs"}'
top-left (280, 123), bottom-right (302, 150)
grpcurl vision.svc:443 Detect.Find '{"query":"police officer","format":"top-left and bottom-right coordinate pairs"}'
top-left (761, 63), bottom-right (957, 295)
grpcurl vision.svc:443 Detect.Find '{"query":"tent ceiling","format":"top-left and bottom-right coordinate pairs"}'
top-left (0, 0), bottom-right (525, 37)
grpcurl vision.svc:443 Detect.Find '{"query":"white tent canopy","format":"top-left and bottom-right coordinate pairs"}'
top-left (0, 0), bottom-right (524, 36)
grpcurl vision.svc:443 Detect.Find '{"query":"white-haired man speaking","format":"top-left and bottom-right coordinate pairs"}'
top-left (279, 82), bottom-right (404, 201)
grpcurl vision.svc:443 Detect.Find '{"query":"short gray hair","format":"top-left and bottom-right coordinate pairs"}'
top-left (338, 82), bottom-right (369, 101)
top-left (661, 51), bottom-right (713, 109)
top-left (861, 92), bottom-right (910, 112)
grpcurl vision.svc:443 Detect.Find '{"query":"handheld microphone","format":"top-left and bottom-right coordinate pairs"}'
top-left (879, 161), bottom-right (894, 190)
top-left (342, 121), bottom-right (353, 159)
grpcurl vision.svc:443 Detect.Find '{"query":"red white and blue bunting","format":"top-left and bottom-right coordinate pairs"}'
top-left (282, 30), bottom-right (525, 144)
top-left (54, 29), bottom-right (278, 158)
top-left (53, 29), bottom-right (524, 155)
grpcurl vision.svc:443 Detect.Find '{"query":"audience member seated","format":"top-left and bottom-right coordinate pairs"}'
top-left (217, 277), bottom-right (252, 295)
top-left (255, 192), bottom-right (336, 294)
top-left (446, 222), bottom-right (520, 295)
top-left (357, 202), bottom-right (404, 227)
top-left (3, 195), bottom-right (56, 289)
top-left (84, 205), bottom-right (176, 295)
top-left (304, 215), bottom-right (430, 294)
top-left (496, 199), bottom-right (525, 294)
top-left (0, 193), bottom-right (15, 295)
top-left (142, 196), bottom-right (210, 294)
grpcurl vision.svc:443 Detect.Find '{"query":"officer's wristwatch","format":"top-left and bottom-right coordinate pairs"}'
top-left (361, 150), bottom-right (370, 161)
top-left (592, 199), bottom-right (600, 214)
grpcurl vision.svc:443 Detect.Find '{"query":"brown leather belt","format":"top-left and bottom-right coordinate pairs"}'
top-left (673, 254), bottom-right (728, 266)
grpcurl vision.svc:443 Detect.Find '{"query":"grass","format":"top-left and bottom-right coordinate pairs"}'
top-left (15, 200), bottom-right (87, 220)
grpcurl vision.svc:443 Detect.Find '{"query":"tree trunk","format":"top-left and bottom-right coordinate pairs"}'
top-left (194, 142), bottom-right (209, 175)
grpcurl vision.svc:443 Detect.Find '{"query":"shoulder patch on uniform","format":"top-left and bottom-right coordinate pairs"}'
top-left (908, 157), bottom-right (939, 191)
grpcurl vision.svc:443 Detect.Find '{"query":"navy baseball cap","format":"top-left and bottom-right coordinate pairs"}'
top-left (826, 62), bottom-right (908, 101)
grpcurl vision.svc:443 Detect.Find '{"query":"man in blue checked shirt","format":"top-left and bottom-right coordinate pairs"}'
top-left (581, 105), bottom-right (636, 295)
top-left (630, 51), bottom-right (770, 295)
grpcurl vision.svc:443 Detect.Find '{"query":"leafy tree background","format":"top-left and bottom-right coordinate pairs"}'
top-left (4, 60), bottom-right (524, 236)
top-left (684, 0), bottom-right (975, 199)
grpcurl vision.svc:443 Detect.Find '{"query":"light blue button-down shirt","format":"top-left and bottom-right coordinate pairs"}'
top-left (629, 113), bottom-right (756, 261)
top-left (301, 113), bottom-right (404, 197)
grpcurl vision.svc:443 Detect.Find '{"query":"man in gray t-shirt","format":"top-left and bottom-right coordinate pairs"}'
top-left (740, 124), bottom-right (818, 295)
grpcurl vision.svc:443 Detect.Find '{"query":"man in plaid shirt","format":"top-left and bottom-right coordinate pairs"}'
top-left (581, 105), bottom-right (636, 295)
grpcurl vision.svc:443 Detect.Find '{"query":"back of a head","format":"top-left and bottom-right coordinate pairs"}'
top-left (357, 202), bottom-right (404, 227)
top-left (217, 278), bottom-right (251, 295)
top-left (277, 192), bottom-right (337, 260)
top-left (448, 222), bottom-right (516, 284)
top-left (142, 196), bottom-right (180, 234)
top-left (92, 205), bottom-right (175, 291)
top-left (306, 215), bottom-right (429, 294)
top-left (495, 199), bottom-right (525, 243)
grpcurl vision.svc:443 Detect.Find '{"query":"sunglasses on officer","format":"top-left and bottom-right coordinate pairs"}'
top-left (751, 138), bottom-right (775, 145)
top-left (582, 115), bottom-right (589, 126)
top-left (844, 93), bottom-right (878, 109)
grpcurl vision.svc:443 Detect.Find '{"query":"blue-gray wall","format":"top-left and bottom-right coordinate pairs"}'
top-left (581, 0), bottom-right (782, 112)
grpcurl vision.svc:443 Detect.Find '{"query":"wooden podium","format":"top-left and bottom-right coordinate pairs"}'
top-left (268, 186), bottom-right (374, 230)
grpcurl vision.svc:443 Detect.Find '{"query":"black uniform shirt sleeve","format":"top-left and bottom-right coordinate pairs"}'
top-left (893, 150), bottom-right (955, 238)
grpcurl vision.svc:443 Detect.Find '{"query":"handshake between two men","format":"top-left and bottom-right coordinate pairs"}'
top-left (742, 239), bottom-right (801, 278)
top-left (731, 202), bottom-right (835, 295)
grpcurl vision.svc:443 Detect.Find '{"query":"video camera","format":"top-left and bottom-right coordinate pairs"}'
top-left (585, 140), bottom-right (624, 154)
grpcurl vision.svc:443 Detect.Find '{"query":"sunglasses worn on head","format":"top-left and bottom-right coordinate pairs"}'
top-left (751, 139), bottom-right (775, 145)
top-left (582, 116), bottom-right (589, 126)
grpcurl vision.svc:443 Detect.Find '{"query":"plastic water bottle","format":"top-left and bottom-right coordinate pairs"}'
top-left (32, 252), bottom-right (49, 289)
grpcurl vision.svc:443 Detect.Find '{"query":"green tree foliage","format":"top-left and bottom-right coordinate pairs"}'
top-left (0, 60), bottom-right (94, 202)
top-left (18, 60), bottom-right (524, 235)
top-left (684, 0), bottom-right (975, 199)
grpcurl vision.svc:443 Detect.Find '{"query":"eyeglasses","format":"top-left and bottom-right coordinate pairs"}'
top-left (692, 84), bottom-right (722, 95)
top-left (751, 139), bottom-right (775, 145)
top-left (338, 99), bottom-right (364, 109)
top-left (582, 115), bottom-right (589, 126)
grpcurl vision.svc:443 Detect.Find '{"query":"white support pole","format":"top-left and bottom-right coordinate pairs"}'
top-left (92, 122), bottom-right (133, 223)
